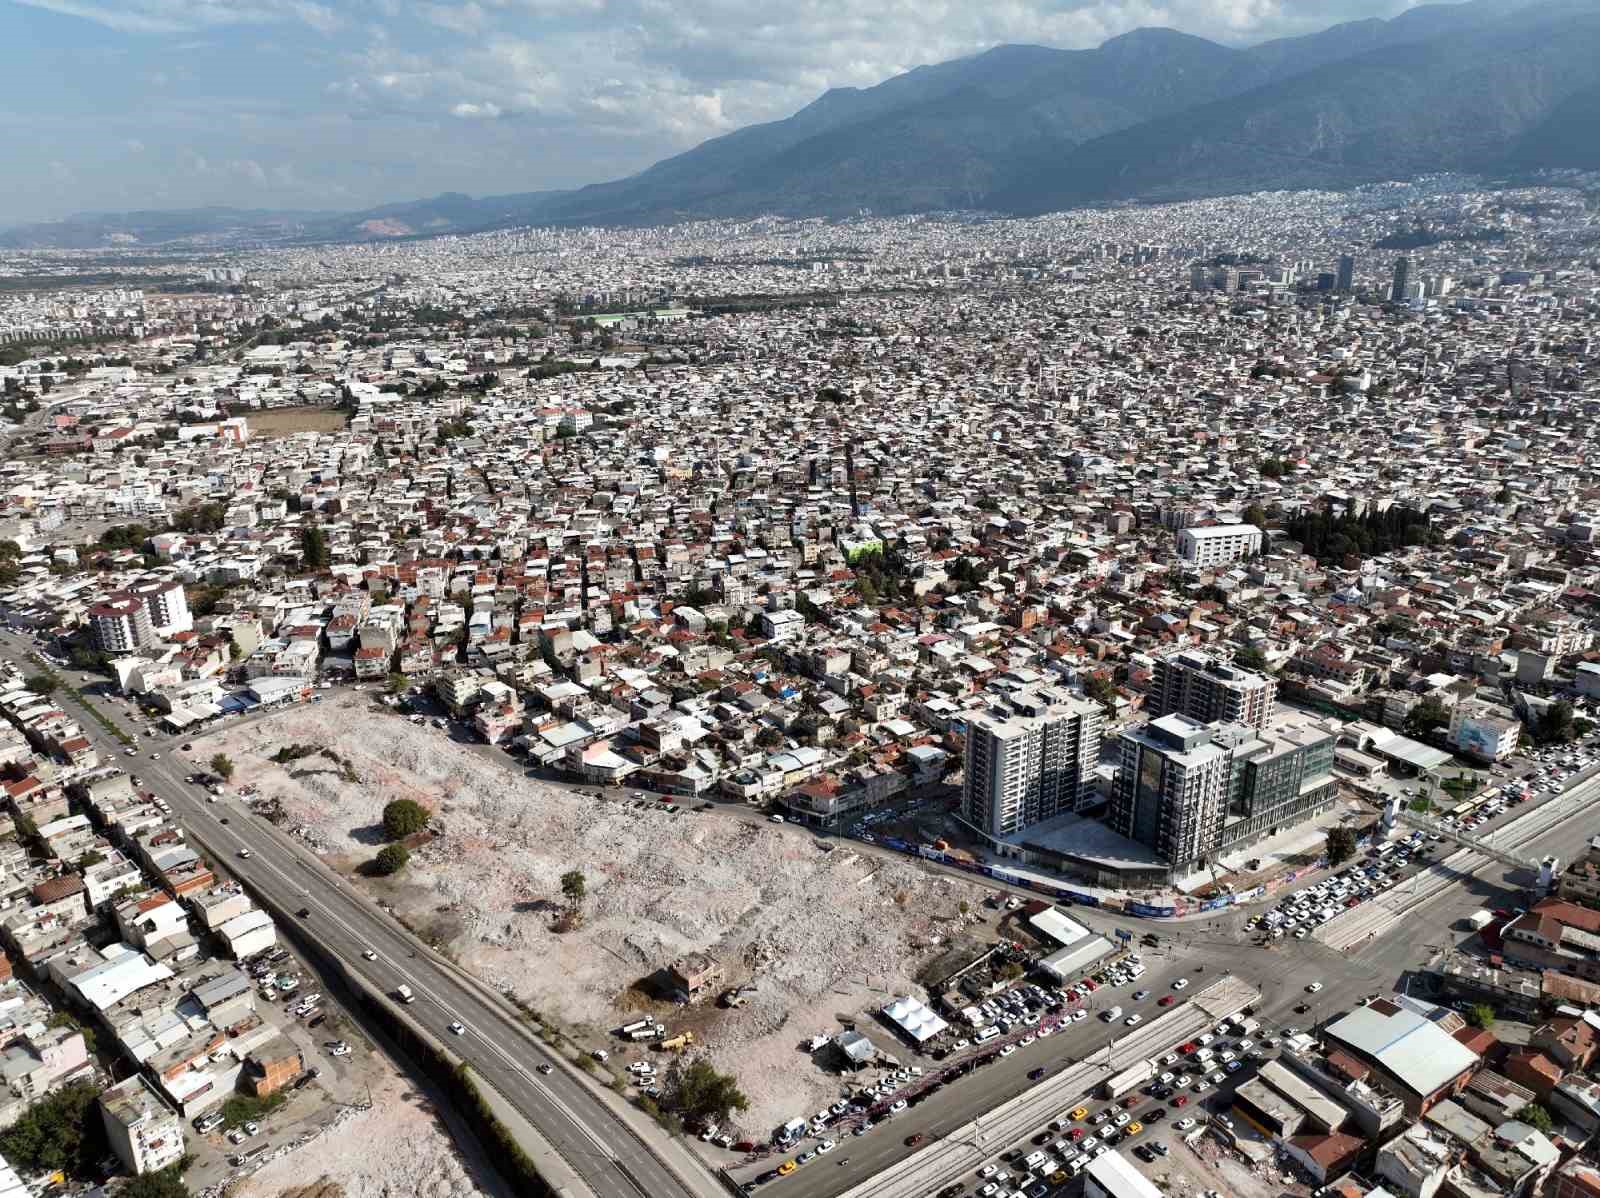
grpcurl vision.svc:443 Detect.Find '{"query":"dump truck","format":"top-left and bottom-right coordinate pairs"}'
top-left (657, 1031), bottom-right (696, 1051)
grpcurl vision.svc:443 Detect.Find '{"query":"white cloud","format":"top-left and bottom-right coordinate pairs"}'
top-left (123, 138), bottom-right (146, 153)
top-left (11, 0), bottom-right (345, 35)
top-left (450, 100), bottom-right (502, 118)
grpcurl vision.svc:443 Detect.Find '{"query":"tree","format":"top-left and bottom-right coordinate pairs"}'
top-left (385, 672), bottom-right (409, 695)
top-left (0, 1081), bottom-right (107, 1179)
top-left (1405, 697), bottom-right (1449, 739)
top-left (23, 673), bottom-right (56, 695)
top-left (382, 798), bottom-right (431, 840)
top-left (373, 844), bottom-right (411, 876)
top-left (1517, 1102), bottom-right (1554, 1133)
top-left (120, 1164), bottom-right (192, 1198)
top-left (1465, 1003), bottom-right (1496, 1029)
top-left (299, 523), bottom-right (330, 570)
top-left (560, 869), bottom-right (587, 909)
top-left (1539, 700), bottom-right (1576, 745)
top-left (667, 1057), bottom-right (749, 1125)
top-left (1326, 826), bottom-right (1359, 867)
top-left (1083, 673), bottom-right (1119, 714)
top-left (0, 540), bottom-right (20, 560)
top-left (1234, 646), bottom-right (1268, 673)
top-left (209, 753), bottom-right (235, 782)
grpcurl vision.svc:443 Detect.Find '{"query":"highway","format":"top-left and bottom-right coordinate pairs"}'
top-left (0, 630), bottom-right (709, 1198)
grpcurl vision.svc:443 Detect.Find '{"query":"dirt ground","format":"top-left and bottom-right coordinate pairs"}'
top-left (245, 406), bottom-right (349, 436)
top-left (192, 695), bottom-right (992, 1136)
top-left (229, 1065), bottom-right (498, 1198)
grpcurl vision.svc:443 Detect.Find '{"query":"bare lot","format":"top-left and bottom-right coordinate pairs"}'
top-left (245, 406), bottom-right (349, 436)
top-left (192, 696), bottom-right (990, 1135)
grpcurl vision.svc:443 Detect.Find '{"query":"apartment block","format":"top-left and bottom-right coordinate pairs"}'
top-left (962, 687), bottom-right (1103, 843)
top-left (1176, 522), bottom-right (1262, 567)
top-left (87, 596), bottom-right (155, 655)
top-left (1150, 649), bottom-right (1277, 733)
top-left (99, 1074), bottom-right (185, 1175)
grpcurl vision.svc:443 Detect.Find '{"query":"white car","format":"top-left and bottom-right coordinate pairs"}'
top-left (1124, 1014), bottom-right (1142, 1026)
top-left (448, 1021), bottom-right (466, 1036)
top-left (1306, 981), bottom-right (1323, 993)
top-left (1172, 978), bottom-right (1189, 990)
top-left (327, 1042), bottom-right (352, 1057)
top-left (816, 1139), bottom-right (836, 1155)
top-left (1071, 1009), bottom-right (1087, 1022)
top-left (362, 948), bottom-right (377, 960)
top-left (769, 814), bottom-right (785, 823)
top-left (999, 1044), bottom-right (1016, 1057)
top-left (1175, 1117), bottom-right (1196, 1130)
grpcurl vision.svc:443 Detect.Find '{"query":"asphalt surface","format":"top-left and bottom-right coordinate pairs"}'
top-left (0, 630), bottom-right (705, 1198)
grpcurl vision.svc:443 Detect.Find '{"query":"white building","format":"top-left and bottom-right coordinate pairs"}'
top-left (1176, 523), bottom-right (1262, 567)
top-left (87, 596), bottom-right (155, 655)
top-left (1151, 648), bottom-right (1276, 732)
top-left (1447, 701), bottom-right (1519, 763)
top-left (962, 687), bottom-right (1103, 842)
top-left (99, 1074), bottom-right (185, 1175)
top-left (127, 579), bottom-right (192, 637)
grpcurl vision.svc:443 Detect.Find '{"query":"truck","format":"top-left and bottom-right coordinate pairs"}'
top-left (1464, 909), bottom-right (1495, 932)
top-left (628, 1023), bottom-right (665, 1042)
top-left (776, 1117), bottom-right (807, 1146)
top-left (657, 1031), bottom-right (695, 1051)
top-left (395, 984), bottom-right (416, 1004)
top-left (1101, 1005), bottom-right (1123, 1023)
top-left (1102, 1059), bottom-right (1155, 1100)
top-left (618, 1018), bottom-right (655, 1038)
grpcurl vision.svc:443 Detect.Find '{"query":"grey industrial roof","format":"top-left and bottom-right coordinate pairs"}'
top-left (1328, 1003), bottom-right (1480, 1098)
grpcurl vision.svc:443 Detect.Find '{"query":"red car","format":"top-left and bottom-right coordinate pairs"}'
top-left (1082, 979), bottom-right (1098, 991)
top-left (1068, 1128), bottom-right (1084, 1141)
top-left (1157, 996), bottom-right (1176, 1007)
top-left (1121, 1095), bottom-right (1139, 1109)
top-left (1171, 1095), bottom-right (1188, 1107)
top-left (1179, 1041), bottom-right (1197, 1054)
top-left (904, 1133), bottom-right (923, 1148)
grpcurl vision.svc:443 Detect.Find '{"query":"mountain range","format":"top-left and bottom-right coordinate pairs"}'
top-left (6, 0), bottom-right (1600, 249)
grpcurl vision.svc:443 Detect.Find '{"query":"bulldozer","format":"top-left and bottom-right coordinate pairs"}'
top-left (656, 1030), bottom-right (696, 1051)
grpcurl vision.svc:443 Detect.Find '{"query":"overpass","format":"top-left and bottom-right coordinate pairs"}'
top-left (1390, 808), bottom-right (1542, 871)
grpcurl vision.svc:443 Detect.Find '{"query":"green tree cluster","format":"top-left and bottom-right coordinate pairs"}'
top-left (666, 1057), bottom-right (749, 1126)
top-left (299, 524), bottom-right (330, 570)
top-left (1517, 1102), bottom-right (1554, 1133)
top-left (373, 844), bottom-right (411, 875)
top-left (209, 753), bottom-right (235, 781)
top-left (1083, 673), bottom-right (1119, 714)
top-left (1325, 826), bottom-right (1359, 867)
top-left (382, 798), bottom-right (431, 840)
top-left (1285, 503), bottom-right (1437, 565)
top-left (1405, 697), bottom-right (1450, 739)
top-left (0, 1082), bottom-right (107, 1179)
top-left (1465, 1003), bottom-right (1497, 1029)
top-left (174, 501), bottom-right (227, 533)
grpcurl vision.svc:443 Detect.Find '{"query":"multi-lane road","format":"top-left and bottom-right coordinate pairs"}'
top-left (0, 630), bottom-right (709, 1198)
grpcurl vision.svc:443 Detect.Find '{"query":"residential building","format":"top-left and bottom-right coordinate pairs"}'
top-left (1150, 649), bottom-right (1276, 733)
top-left (88, 596), bottom-right (155, 655)
top-left (1110, 713), bottom-right (1233, 872)
top-left (961, 687), bottom-right (1103, 843)
top-left (99, 1074), bottom-right (185, 1175)
top-left (1176, 523), bottom-right (1262, 567)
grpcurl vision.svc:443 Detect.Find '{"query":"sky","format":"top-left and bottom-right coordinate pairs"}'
top-left (0, 0), bottom-right (1430, 227)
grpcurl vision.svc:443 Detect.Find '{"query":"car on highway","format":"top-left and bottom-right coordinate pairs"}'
top-left (327, 1041), bottom-right (352, 1057)
top-left (1027, 1067), bottom-right (1045, 1080)
top-left (362, 948), bottom-right (377, 960)
top-left (237, 848), bottom-right (252, 859)
top-left (1172, 978), bottom-right (1188, 990)
top-left (903, 1133), bottom-right (923, 1147)
top-left (777, 1161), bottom-right (796, 1177)
top-left (1124, 1014), bottom-right (1142, 1026)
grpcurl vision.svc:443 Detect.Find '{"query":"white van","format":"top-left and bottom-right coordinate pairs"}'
top-left (1128, 963), bottom-right (1146, 979)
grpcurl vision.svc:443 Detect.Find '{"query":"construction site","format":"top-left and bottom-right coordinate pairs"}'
top-left (195, 694), bottom-right (993, 1135)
